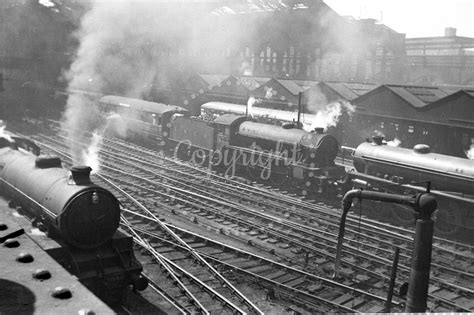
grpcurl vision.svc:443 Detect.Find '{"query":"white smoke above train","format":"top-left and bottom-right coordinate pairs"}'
top-left (62, 1), bottom-right (243, 171)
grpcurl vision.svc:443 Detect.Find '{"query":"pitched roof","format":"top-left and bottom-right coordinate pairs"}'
top-left (235, 76), bottom-right (270, 90)
top-left (199, 74), bottom-right (229, 88)
top-left (274, 79), bottom-right (305, 95)
top-left (385, 84), bottom-right (451, 107)
top-left (323, 82), bottom-right (377, 100)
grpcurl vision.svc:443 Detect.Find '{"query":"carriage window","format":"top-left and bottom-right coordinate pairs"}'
top-left (380, 122), bottom-right (384, 129)
top-left (408, 125), bottom-right (414, 133)
top-left (422, 129), bottom-right (429, 135)
top-left (394, 123), bottom-right (399, 131)
top-left (224, 127), bottom-right (230, 137)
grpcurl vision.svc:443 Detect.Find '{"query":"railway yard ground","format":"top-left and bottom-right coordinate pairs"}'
top-left (3, 118), bottom-right (474, 314)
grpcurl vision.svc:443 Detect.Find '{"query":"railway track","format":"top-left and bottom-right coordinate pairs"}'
top-left (27, 129), bottom-right (474, 312)
top-left (28, 135), bottom-right (401, 313)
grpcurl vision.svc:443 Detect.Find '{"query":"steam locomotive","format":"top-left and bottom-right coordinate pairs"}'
top-left (0, 134), bottom-right (147, 304)
top-left (98, 95), bottom-right (474, 237)
top-left (349, 136), bottom-right (474, 236)
top-left (100, 95), bottom-right (346, 193)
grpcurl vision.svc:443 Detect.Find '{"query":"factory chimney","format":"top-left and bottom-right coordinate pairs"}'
top-left (445, 27), bottom-right (457, 37)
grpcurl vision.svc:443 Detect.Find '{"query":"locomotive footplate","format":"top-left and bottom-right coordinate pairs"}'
top-left (0, 200), bottom-right (114, 315)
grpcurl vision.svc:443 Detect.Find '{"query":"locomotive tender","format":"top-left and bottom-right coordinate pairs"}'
top-left (0, 136), bottom-right (147, 304)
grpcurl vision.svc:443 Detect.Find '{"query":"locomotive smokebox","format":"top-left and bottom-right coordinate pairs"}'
top-left (314, 127), bottom-right (324, 134)
top-left (372, 135), bottom-right (384, 145)
top-left (71, 165), bottom-right (92, 185)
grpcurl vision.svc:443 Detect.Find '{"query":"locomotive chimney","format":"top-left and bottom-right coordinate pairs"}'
top-left (71, 166), bottom-right (92, 185)
top-left (372, 135), bottom-right (384, 145)
top-left (314, 127), bottom-right (324, 134)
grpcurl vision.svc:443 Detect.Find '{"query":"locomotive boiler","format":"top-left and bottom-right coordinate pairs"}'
top-left (353, 137), bottom-right (474, 195)
top-left (0, 148), bottom-right (120, 248)
top-left (350, 137), bottom-right (474, 237)
top-left (0, 136), bottom-right (147, 304)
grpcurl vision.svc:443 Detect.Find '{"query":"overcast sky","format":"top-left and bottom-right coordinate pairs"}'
top-left (324, 0), bottom-right (474, 38)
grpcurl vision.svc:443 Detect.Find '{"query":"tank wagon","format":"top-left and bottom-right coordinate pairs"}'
top-left (0, 136), bottom-right (147, 304)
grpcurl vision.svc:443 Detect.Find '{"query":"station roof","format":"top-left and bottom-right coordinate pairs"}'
top-left (235, 76), bottom-right (271, 91)
top-left (384, 84), bottom-right (454, 107)
top-left (211, 1), bottom-right (315, 16)
top-left (198, 74), bottom-right (230, 89)
top-left (318, 82), bottom-right (378, 101)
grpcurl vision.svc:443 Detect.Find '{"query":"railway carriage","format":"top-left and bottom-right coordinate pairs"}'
top-left (99, 95), bottom-right (189, 146)
top-left (201, 101), bottom-right (318, 126)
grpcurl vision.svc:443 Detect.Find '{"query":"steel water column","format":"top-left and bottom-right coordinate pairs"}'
top-left (334, 189), bottom-right (437, 312)
top-left (405, 193), bottom-right (437, 312)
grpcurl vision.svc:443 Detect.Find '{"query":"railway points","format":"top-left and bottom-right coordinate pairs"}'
top-left (16, 122), bottom-right (473, 314)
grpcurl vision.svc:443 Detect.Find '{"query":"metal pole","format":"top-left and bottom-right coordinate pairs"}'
top-left (297, 92), bottom-right (302, 129)
top-left (384, 246), bottom-right (400, 312)
top-left (405, 211), bottom-right (434, 312)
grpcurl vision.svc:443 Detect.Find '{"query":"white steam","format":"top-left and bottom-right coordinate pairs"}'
top-left (0, 125), bottom-right (13, 142)
top-left (466, 144), bottom-right (474, 160)
top-left (265, 87), bottom-right (275, 99)
top-left (79, 113), bottom-right (127, 174)
top-left (62, 1), bottom-right (239, 167)
top-left (303, 101), bottom-right (355, 132)
top-left (246, 96), bottom-right (261, 116)
top-left (82, 131), bottom-right (102, 174)
top-left (303, 86), bottom-right (355, 132)
top-left (386, 138), bottom-right (402, 147)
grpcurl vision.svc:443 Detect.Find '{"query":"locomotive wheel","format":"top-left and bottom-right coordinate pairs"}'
top-left (246, 164), bottom-right (262, 180)
top-left (434, 208), bottom-right (460, 237)
top-left (176, 145), bottom-right (191, 162)
top-left (270, 171), bottom-right (289, 186)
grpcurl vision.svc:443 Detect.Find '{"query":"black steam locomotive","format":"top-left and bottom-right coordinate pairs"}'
top-left (0, 135), bottom-right (147, 304)
top-left (100, 95), bottom-right (346, 193)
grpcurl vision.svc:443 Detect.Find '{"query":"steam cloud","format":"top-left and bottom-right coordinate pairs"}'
top-left (386, 137), bottom-right (402, 147)
top-left (62, 1), bottom-right (246, 168)
top-left (466, 144), bottom-right (474, 160)
top-left (302, 86), bottom-right (355, 132)
top-left (0, 124), bottom-right (13, 142)
top-left (246, 96), bottom-right (262, 116)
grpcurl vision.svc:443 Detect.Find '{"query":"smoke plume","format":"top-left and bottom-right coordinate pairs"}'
top-left (62, 1), bottom-right (245, 166)
top-left (466, 144), bottom-right (474, 160)
top-left (0, 125), bottom-right (13, 142)
top-left (303, 100), bottom-right (355, 132)
top-left (386, 137), bottom-right (402, 147)
top-left (247, 96), bottom-right (262, 116)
